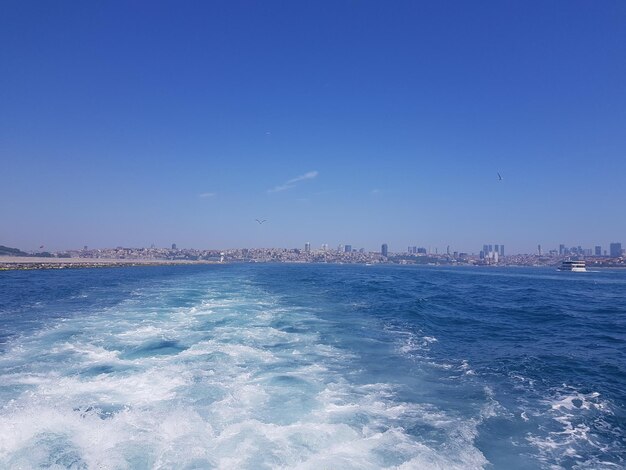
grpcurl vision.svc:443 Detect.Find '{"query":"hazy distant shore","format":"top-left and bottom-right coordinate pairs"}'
top-left (0, 256), bottom-right (220, 271)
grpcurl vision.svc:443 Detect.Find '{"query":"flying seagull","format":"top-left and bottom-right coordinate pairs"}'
top-left (497, 172), bottom-right (503, 181)
top-left (255, 219), bottom-right (267, 224)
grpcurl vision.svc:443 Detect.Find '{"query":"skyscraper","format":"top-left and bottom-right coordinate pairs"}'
top-left (171, 243), bottom-right (177, 250)
top-left (344, 245), bottom-right (352, 253)
top-left (500, 245), bottom-right (504, 257)
top-left (610, 242), bottom-right (622, 257)
top-left (595, 246), bottom-right (602, 256)
top-left (304, 242), bottom-right (311, 253)
top-left (381, 243), bottom-right (388, 257)
top-left (559, 244), bottom-right (565, 256)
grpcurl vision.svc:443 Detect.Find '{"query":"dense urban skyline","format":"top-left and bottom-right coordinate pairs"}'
top-left (1, 2), bottom-right (625, 253)
top-left (3, 239), bottom-right (623, 259)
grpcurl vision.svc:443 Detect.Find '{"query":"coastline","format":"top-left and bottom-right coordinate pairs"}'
top-left (2, 256), bottom-right (624, 271)
top-left (0, 256), bottom-right (221, 271)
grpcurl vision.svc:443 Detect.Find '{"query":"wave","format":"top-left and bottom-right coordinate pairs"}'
top-left (0, 272), bottom-right (489, 469)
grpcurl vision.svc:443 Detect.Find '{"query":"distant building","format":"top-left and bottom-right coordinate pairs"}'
top-left (344, 245), bottom-right (352, 253)
top-left (304, 242), bottom-right (311, 253)
top-left (381, 243), bottom-right (388, 257)
top-left (559, 244), bottom-right (565, 256)
top-left (172, 243), bottom-right (177, 250)
top-left (482, 243), bottom-right (504, 259)
top-left (417, 247), bottom-right (427, 254)
top-left (610, 242), bottom-right (622, 257)
top-left (321, 244), bottom-right (328, 251)
top-left (595, 246), bottom-right (602, 256)
top-left (537, 244), bottom-right (542, 255)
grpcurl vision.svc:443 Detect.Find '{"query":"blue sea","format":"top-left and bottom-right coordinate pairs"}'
top-left (0, 264), bottom-right (625, 469)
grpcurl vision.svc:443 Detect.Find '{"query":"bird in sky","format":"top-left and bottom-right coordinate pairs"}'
top-left (497, 172), bottom-right (503, 181)
top-left (255, 219), bottom-right (267, 224)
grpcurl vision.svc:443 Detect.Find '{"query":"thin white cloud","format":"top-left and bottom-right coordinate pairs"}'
top-left (371, 188), bottom-right (381, 195)
top-left (268, 170), bottom-right (319, 193)
top-left (198, 192), bottom-right (216, 198)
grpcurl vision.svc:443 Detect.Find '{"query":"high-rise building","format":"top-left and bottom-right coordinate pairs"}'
top-left (304, 242), bottom-right (311, 253)
top-left (321, 243), bottom-right (328, 251)
top-left (344, 245), bottom-right (352, 253)
top-left (171, 243), bottom-right (177, 250)
top-left (559, 244), bottom-right (565, 256)
top-left (595, 246), bottom-right (602, 256)
top-left (494, 244), bottom-right (499, 255)
top-left (537, 244), bottom-right (542, 255)
top-left (446, 245), bottom-right (450, 255)
top-left (500, 245), bottom-right (504, 257)
top-left (610, 242), bottom-right (622, 257)
top-left (483, 245), bottom-right (489, 255)
top-left (381, 243), bottom-right (388, 257)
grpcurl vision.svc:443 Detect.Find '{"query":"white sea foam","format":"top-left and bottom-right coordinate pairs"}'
top-left (526, 386), bottom-right (619, 468)
top-left (0, 274), bottom-right (491, 469)
top-left (395, 329), bottom-right (438, 358)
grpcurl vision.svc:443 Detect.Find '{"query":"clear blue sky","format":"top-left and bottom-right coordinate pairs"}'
top-left (1, 1), bottom-right (625, 254)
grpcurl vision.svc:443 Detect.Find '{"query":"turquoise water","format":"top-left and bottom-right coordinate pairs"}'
top-left (0, 264), bottom-right (624, 469)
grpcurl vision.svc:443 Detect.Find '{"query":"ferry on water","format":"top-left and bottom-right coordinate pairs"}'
top-left (558, 260), bottom-right (587, 272)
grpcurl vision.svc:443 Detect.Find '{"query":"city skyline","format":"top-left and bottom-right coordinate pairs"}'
top-left (1, 2), bottom-right (625, 253)
top-left (5, 238), bottom-right (623, 258)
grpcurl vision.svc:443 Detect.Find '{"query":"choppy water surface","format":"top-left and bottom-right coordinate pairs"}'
top-left (0, 264), bottom-right (625, 469)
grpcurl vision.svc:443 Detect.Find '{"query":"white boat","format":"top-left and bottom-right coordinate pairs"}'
top-left (558, 260), bottom-right (587, 272)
